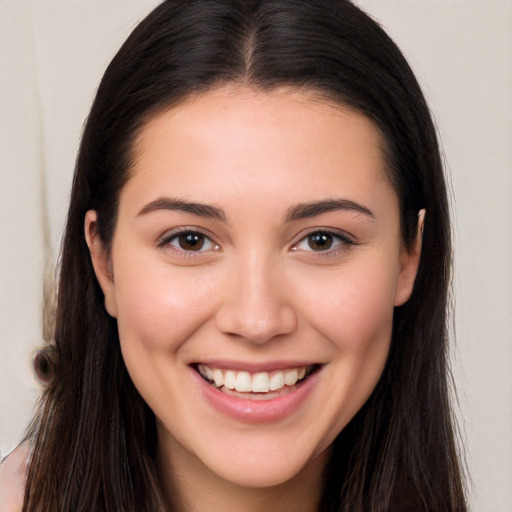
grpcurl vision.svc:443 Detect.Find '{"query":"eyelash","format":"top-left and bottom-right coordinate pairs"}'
top-left (157, 228), bottom-right (219, 256)
top-left (292, 229), bottom-right (355, 255)
top-left (157, 228), bottom-right (355, 258)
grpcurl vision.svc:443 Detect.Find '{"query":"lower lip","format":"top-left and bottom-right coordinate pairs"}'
top-left (190, 367), bottom-right (321, 423)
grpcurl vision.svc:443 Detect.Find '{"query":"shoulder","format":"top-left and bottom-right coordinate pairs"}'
top-left (0, 441), bottom-right (29, 512)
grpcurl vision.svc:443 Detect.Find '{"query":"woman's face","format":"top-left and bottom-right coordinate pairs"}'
top-left (87, 86), bottom-right (421, 489)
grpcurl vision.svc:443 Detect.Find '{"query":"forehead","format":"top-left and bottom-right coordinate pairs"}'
top-left (125, 86), bottom-right (394, 213)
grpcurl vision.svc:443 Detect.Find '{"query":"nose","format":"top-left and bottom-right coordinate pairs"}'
top-left (215, 254), bottom-right (298, 344)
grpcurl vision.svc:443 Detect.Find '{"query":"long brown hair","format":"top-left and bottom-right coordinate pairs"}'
top-left (25, 1), bottom-right (467, 510)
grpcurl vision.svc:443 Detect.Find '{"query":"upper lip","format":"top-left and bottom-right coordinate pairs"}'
top-left (189, 360), bottom-right (322, 373)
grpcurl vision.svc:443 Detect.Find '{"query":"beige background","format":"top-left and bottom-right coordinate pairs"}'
top-left (0, 1), bottom-right (511, 510)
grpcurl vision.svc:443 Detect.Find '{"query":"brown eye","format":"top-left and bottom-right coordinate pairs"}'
top-left (178, 233), bottom-right (205, 251)
top-left (307, 233), bottom-right (333, 251)
top-left (159, 230), bottom-right (218, 254)
top-left (292, 230), bottom-right (354, 254)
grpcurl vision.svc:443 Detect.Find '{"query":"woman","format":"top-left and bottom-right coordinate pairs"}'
top-left (0, 0), bottom-right (467, 510)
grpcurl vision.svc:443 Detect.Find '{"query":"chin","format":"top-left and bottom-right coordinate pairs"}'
top-left (203, 450), bottom-right (323, 489)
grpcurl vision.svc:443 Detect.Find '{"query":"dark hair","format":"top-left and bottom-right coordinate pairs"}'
top-left (25, 1), bottom-right (466, 510)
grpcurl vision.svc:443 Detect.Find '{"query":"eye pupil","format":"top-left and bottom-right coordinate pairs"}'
top-left (308, 233), bottom-right (333, 251)
top-left (179, 233), bottom-right (204, 251)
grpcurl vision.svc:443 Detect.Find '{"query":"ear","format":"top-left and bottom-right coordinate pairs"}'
top-left (394, 209), bottom-right (425, 306)
top-left (84, 210), bottom-right (118, 318)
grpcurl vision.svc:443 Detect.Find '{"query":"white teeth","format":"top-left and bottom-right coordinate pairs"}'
top-left (252, 372), bottom-right (270, 393)
top-left (199, 364), bottom-right (213, 380)
top-left (269, 372), bottom-right (285, 391)
top-left (198, 364), bottom-right (312, 393)
top-left (224, 370), bottom-right (236, 390)
top-left (213, 369), bottom-right (224, 387)
top-left (235, 371), bottom-right (252, 392)
top-left (284, 369), bottom-right (299, 386)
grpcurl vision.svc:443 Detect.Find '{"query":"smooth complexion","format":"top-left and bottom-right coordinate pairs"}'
top-left (86, 86), bottom-right (422, 512)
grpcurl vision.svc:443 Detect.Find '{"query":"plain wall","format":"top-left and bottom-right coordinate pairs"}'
top-left (0, 1), bottom-right (511, 510)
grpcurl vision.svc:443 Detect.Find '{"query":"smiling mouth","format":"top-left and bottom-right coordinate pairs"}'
top-left (193, 363), bottom-right (321, 400)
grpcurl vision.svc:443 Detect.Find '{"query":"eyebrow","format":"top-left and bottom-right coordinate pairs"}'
top-left (284, 199), bottom-right (375, 222)
top-left (137, 197), bottom-right (374, 224)
top-left (137, 197), bottom-right (227, 222)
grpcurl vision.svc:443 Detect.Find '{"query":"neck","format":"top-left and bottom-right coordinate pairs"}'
top-left (156, 434), bottom-right (330, 512)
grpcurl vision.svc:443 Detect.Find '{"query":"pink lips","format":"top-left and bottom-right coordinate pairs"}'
top-left (189, 364), bottom-right (321, 423)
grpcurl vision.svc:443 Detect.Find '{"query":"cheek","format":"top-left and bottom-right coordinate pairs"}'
top-left (113, 260), bottom-right (219, 354)
top-left (111, 261), bottom-right (223, 421)
top-left (298, 255), bottom-right (398, 354)
top-left (299, 257), bottom-right (398, 438)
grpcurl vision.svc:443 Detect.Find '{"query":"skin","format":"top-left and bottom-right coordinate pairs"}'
top-left (0, 441), bottom-right (29, 511)
top-left (86, 86), bottom-right (422, 512)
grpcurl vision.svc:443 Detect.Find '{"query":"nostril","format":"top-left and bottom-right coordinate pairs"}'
top-left (217, 312), bottom-right (297, 344)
